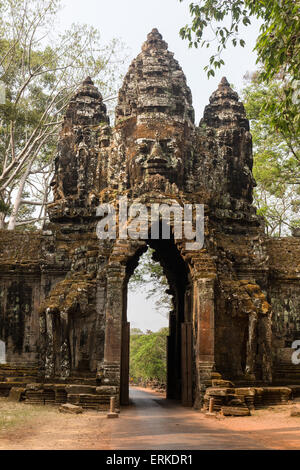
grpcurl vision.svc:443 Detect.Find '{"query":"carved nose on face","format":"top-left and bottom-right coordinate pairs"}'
top-left (146, 141), bottom-right (168, 171)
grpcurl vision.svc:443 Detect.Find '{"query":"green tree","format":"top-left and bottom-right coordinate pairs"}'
top-left (129, 248), bottom-right (172, 318)
top-left (130, 328), bottom-right (144, 336)
top-left (242, 71), bottom-right (300, 235)
top-left (179, 0), bottom-right (300, 135)
top-left (0, 0), bottom-right (125, 229)
top-left (130, 328), bottom-right (168, 384)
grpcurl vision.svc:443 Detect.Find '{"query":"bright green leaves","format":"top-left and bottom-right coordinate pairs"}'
top-left (179, 0), bottom-right (251, 79)
top-left (242, 72), bottom-right (300, 236)
top-left (130, 328), bottom-right (168, 384)
top-left (179, 0), bottom-right (300, 149)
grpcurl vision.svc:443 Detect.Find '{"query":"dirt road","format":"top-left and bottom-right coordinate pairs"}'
top-left (108, 388), bottom-right (266, 450)
top-left (0, 387), bottom-right (299, 450)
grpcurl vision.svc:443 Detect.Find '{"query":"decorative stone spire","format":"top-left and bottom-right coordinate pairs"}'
top-left (115, 29), bottom-right (194, 126)
top-left (202, 77), bottom-right (249, 130)
top-left (141, 28), bottom-right (168, 52)
top-left (196, 77), bottom-right (256, 209)
top-left (220, 76), bottom-right (230, 86)
top-left (64, 77), bottom-right (109, 127)
top-left (48, 78), bottom-right (110, 221)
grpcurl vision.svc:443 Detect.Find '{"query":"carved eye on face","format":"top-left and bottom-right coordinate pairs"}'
top-left (158, 140), bottom-right (170, 153)
top-left (137, 141), bottom-right (149, 154)
top-left (166, 140), bottom-right (175, 153)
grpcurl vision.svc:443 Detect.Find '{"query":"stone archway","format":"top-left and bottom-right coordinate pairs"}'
top-left (119, 239), bottom-right (192, 406)
top-left (101, 232), bottom-right (217, 409)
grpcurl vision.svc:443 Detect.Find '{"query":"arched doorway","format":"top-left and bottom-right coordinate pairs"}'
top-left (119, 238), bottom-right (193, 407)
top-left (127, 247), bottom-right (170, 397)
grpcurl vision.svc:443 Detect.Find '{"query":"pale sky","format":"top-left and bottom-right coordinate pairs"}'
top-left (128, 283), bottom-right (169, 332)
top-left (59, 0), bottom-right (261, 332)
top-left (59, 0), bottom-right (261, 123)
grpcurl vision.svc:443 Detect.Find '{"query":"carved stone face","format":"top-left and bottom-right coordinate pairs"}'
top-left (127, 125), bottom-right (186, 190)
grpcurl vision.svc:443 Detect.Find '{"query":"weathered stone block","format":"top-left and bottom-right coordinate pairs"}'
top-left (96, 386), bottom-right (117, 395)
top-left (221, 406), bottom-right (251, 417)
top-left (26, 383), bottom-right (43, 391)
top-left (290, 406), bottom-right (300, 417)
top-left (8, 387), bottom-right (25, 402)
top-left (206, 387), bottom-right (236, 397)
top-left (212, 380), bottom-right (235, 388)
top-left (59, 403), bottom-right (83, 414)
top-left (65, 385), bottom-right (96, 395)
top-left (107, 412), bottom-right (119, 419)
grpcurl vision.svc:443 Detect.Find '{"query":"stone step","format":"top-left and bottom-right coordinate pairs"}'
top-left (0, 366), bottom-right (38, 374)
top-left (53, 377), bottom-right (98, 386)
top-left (221, 406), bottom-right (251, 417)
top-left (67, 393), bottom-right (110, 410)
top-left (253, 387), bottom-right (292, 408)
top-left (68, 371), bottom-right (96, 378)
top-left (2, 376), bottom-right (37, 383)
top-left (18, 383), bottom-right (111, 410)
top-left (287, 385), bottom-right (300, 398)
top-left (0, 370), bottom-right (38, 376)
top-left (25, 388), bottom-right (56, 406)
top-left (274, 377), bottom-right (300, 383)
top-left (0, 363), bottom-right (38, 368)
top-left (203, 386), bottom-right (294, 411)
top-left (0, 381), bottom-right (29, 397)
top-left (65, 384), bottom-right (97, 394)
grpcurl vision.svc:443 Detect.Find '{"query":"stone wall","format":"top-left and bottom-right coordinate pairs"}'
top-left (0, 232), bottom-right (43, 365)
top-left (267, 238), bottom-right (300, 383)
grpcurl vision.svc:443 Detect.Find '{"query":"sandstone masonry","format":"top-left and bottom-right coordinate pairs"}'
top-left (0, 30), bottom-right (299, 410)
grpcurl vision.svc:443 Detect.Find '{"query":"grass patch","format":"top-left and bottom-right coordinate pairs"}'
top-left (0, 398), bottom-right (57, 432)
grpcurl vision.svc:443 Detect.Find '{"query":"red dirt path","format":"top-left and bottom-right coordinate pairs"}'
top-left (0, 387), bottom-right (299, 450)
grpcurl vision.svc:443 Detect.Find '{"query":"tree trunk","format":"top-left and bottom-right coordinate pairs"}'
top-left (0, 213), bottom-right (6, 229)
top-left (7, 160), bottom-right (33, 231)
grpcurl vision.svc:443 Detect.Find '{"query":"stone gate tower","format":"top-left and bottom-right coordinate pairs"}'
top-left (0, 30), bottom-right (299, 409)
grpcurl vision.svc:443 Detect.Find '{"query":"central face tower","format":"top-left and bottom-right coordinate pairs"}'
top-left (114, 28), bottom-right (195, 193)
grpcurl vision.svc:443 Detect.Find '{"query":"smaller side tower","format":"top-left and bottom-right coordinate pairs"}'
top-left (195, 77), bottom-right (258, 229)
top-left (49, 77), bottom-right (110, 222)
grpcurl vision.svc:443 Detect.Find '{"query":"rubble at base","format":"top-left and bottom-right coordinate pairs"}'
top-left (59, 403), bottom-right (83, 414)
top-left (290, 406), bottom-right (300, 417)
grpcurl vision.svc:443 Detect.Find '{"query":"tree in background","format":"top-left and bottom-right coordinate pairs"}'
top-left (130, 328), bottom-right (168, 385)
top-left (178, 0), bottom-right (299, 234)
top-left (129, 248), bottom-right (172, 318)
top-left (128, 251), bottom-right (171, 385)
top-left (179, 0), bottom-right (300, 137)
top-left (0, 0), bottom-right (126, 230)
top-left (242, 71), bottom-right (300, 236)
